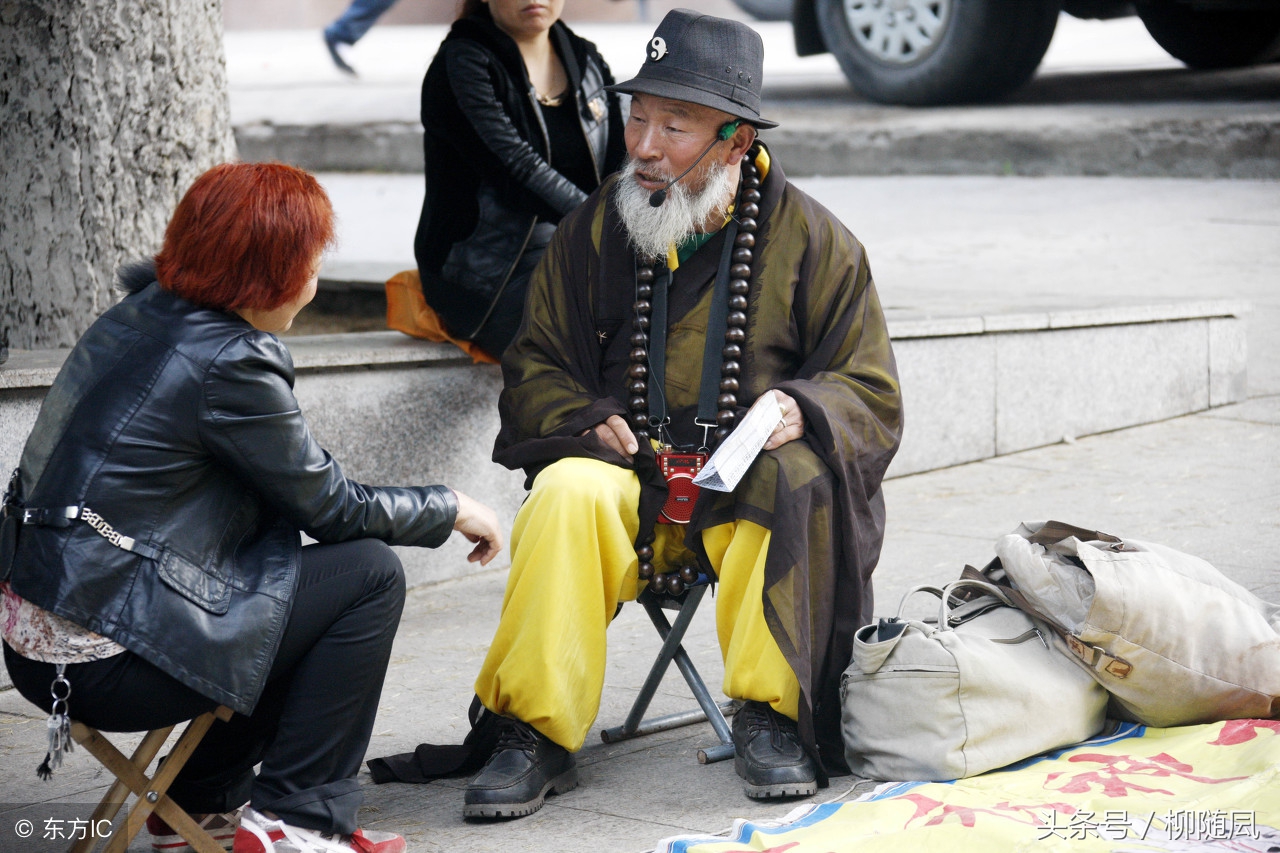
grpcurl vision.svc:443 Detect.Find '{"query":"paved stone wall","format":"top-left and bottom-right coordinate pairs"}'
top-left (890, 310), bottom-right (1248, 476)
top-left (291, 360), bottom-right (527, 589)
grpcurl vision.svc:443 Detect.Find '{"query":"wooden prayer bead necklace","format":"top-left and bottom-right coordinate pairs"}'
top-left (629, 145), bottom-right (763, 597)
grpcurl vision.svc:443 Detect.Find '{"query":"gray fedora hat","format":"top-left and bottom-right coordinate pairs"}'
top-left (608, 9), bottom-right (778, 130)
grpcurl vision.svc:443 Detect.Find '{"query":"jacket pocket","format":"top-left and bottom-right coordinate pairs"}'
top-left (157, 547), bottom-right (232, 615)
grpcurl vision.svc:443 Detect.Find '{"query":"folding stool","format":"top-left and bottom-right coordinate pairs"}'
top-left (599, 580), bottom-right (737, 763)
top-left (67, 705), bottom-right (233, 853)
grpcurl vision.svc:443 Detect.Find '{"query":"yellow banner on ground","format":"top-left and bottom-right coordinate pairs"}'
top-left (656, 720), bottom-right (1280, 852)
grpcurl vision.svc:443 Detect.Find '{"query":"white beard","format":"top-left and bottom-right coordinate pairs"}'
top-left (614, 156), bottom-right (735, 262)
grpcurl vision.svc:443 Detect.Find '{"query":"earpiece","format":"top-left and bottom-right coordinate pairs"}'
top-left (718, 120), bottom-right (742, 141)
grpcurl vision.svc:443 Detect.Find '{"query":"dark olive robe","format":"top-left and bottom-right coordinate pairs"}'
top-left (492, 151), bottom-right (902, 779)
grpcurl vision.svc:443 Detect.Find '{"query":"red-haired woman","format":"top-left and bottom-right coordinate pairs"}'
top-left (0, 162), bottom-right (502, 853)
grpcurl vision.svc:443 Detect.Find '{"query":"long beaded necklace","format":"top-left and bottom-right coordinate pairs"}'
top-left (628, 145), bottom-right (763, 596)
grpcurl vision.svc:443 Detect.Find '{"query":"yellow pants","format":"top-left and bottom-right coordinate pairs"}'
top-left (475, 457), bottom-right (800, 751)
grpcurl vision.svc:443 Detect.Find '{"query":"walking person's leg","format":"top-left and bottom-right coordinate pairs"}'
top-left (323, 0), bottom-right (399, 74)
top-left (324, 0), bottom-right (398, 44)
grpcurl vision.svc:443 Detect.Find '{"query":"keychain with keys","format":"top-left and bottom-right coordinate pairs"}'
top-left (36, 664), bottom-right (74, 780)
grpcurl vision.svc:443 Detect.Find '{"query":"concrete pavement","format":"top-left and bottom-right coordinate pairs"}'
top-left (1, 394), bottom-right (1276, 853)
top-left (307, 171), bottom-right (1280, 396)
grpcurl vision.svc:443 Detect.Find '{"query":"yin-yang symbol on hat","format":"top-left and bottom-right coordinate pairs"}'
top-left (648, 37), bottom-right (667, 61)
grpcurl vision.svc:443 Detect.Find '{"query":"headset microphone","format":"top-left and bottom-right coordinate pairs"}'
top-left (647, 120), bottom-right (742, 208)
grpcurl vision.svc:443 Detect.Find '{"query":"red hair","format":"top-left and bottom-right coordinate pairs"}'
top-left (155, 162), bottom-right (336, 312)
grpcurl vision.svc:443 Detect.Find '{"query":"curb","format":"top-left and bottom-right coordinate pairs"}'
top-left (768, 114), bottom-right (1280, 178)
top-left (234, 113), bottom-right (1280, 178)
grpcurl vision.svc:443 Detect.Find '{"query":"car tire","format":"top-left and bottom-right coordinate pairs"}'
top-left (816, 0), bottom-right (1063, 105)
top-left (729, 0), bottom-right (794, 22)
top-left (1135, 2), bottom-right (1280, 70)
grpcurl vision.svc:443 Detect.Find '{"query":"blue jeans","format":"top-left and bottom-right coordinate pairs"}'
top-left (324, 0), bottom-right (399, 46)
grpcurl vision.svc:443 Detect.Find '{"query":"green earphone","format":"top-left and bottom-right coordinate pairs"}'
top-left (718, 119), bottom-right (742, 141)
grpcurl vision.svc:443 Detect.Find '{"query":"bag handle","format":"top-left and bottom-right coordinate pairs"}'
top-left (936, 578), bottom-right (1017, 630)
top-left (893, 583), bottom-right (947, 619)
top-left (892, 580), bottom-right (1011, 628)
top-left (960, 565), bottom-right (1068, 633)
top-left (1022, 520), bottom-right (1121, 548)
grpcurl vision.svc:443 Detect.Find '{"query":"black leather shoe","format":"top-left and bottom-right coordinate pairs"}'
top-left (463, 718), bottom-right (578, 819)
top-left (732, 701), bottom-right (818, 799)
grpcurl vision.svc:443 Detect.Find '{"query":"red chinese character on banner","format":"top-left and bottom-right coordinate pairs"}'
top-left (1045, 752), bottom-right (1249, 799)
top-left (1209, 719), bottom-right (1280, 746)
top-left (900, 793), bottom-right (1076, 830)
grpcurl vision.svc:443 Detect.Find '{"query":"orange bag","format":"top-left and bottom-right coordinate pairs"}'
top-left (384, 269), bottom-right (497, 365)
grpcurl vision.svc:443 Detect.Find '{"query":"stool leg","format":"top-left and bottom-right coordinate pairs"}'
top-left (68, 709), bottom-right (231, 853)
top-left (599, 586), bottom-right (736, 762)
top-left (669, 645), bottom-right (734, 750)
top-left (625, 586), bottom-right (707, 734)
top-left (131, 708), bottom-right (233, 853)
top-left (69, 724), bottom-right (173, 853)
top-left (102, 710), bottom-right (221, 853)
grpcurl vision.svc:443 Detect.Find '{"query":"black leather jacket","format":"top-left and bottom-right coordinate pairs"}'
top-left (2, 267), bottom-right (457, 714)
top-left (413, 10), bottom-right (625, 340)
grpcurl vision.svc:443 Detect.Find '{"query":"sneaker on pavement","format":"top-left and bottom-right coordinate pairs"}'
top-left (322, 31), bottom-right (357, 76)
top-left (463, 717), bottom-right (577, 819)
top-left (146, 807), bottom-right (240, 852)
top-left (232, 807), bottom-right (404, 853)
top-left (731, 700), bottom-right (818, 799)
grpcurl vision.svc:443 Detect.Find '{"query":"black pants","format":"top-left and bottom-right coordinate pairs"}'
top-left (4, 539), bottom-right (406, 836)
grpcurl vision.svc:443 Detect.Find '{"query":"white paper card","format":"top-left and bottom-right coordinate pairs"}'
top-left (692, 390), bottom-right (783, 493)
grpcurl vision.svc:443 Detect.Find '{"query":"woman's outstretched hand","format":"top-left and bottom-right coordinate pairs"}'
top-left (451, 490), bottom-right (504, 566)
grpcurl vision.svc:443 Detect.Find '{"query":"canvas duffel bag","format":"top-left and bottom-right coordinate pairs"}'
top-left (992, 520), bottom-right (1280, 727)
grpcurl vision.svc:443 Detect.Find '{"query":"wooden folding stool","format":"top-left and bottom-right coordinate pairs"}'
top-left (67, 705), bottom-right (233, 853)
top-left (599, 580), bottom-right (737, 763)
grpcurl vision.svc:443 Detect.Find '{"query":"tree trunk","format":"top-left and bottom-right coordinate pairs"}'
top-left (1, 0), bottom-right (234, 348)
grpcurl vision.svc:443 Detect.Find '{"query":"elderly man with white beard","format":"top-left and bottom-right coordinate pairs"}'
top-left (464, 9), bottom-right (903, 819)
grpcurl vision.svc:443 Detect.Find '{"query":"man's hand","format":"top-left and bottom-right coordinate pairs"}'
top-left (451, 490), bottom-right (503, 566)
top-left (583, 414), bottom-right (640, 462)
top-left (763, 390), bottom-right (805, 451)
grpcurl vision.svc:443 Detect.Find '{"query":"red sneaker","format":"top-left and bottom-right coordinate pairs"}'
top-left (232, 807), bottom-right (405, 853)
top-left (145, 808), bottom-right (240, 851)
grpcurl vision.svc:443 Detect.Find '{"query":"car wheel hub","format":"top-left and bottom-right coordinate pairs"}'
top-left (843, 0), bottom-right (951, 65)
